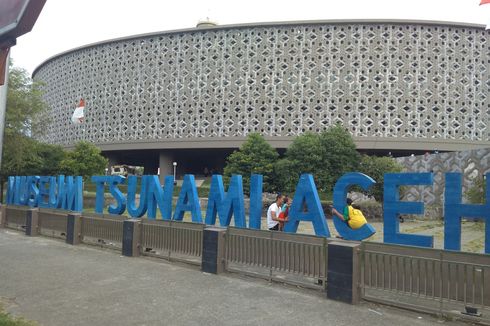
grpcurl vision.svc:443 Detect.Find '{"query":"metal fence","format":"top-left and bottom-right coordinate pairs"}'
top-left (81, 214), bottom-right (124, 249)
top-left (225, 227), bottom-right (327, 289)
top-left (361, 242), bottom-right (490, 323)
top-left (3, 204), bottom-right (490, 322)
top-left (38, 209), bottom-right (68, 239)
top-left (4, 206), bottom-right (27, 231)
top-left (140, 218), bottom-right (204, 265)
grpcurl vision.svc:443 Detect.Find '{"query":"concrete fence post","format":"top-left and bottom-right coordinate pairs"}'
top-left (66, 213), bottom-right (82, 245)
top-left (327, 241), bottom-right (361, 304)
top-left (0, 205), bottom-right (5, 228)
top-left (25, 208), bottom-right (39, 236)
top-left (122, 219), bottom-right (141, 257)
top-left (201, 227), bottom-right (226, 274)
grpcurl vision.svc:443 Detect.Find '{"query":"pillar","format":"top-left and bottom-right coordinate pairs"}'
top-left (201, 227), bottom-right (226, 274)
top-left (25, 208), bottom-right (39, 236)
top-left (122, 219), bottom-right (141, 257)
top-left (106, 153), bottom-right (118, 175)
top-left (327, 241), bottom-right (361, 304)
top-left (66, 213), bottom-right (82, 245)
top-left (159, 151), bottom-right (174, 185)
top-left (0, 205), bottom-right (5, 228)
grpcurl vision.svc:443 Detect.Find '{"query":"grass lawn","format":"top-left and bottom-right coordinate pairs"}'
top-left (0, 305), bottom-right (36, 326)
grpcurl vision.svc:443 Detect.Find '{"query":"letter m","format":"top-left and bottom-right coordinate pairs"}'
top-left (205, 175), bottom-right (246, 228)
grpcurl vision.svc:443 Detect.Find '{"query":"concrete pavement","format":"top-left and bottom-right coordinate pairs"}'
top-left (0, 228), bottom-right (466, 326)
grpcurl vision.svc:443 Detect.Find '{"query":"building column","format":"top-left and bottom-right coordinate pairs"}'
top-left (159, 151), bottom-right (174, 185)
top-left (106, 153), bottom-right (118, 175)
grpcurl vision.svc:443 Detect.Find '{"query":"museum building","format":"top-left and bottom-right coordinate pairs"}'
top-left (32, 20), bottom-right (490, 178)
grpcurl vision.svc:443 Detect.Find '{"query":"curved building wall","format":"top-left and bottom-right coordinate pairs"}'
top-left (33, 20), bottom-right (490, 152)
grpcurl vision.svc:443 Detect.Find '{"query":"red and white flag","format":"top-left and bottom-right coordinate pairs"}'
top-left (71, 99), bottom-right (85, 124)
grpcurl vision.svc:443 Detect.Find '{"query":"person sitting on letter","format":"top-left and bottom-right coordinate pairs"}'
top-left (332, 198), bottom-right (367, 230)
top-left (267, 194), bottom-right (284, 231)
top-left (278, 195), bottom-right (291, 231)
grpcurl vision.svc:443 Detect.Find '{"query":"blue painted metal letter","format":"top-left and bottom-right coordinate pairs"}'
top-left (383, 173), bottom-right (433, 247)
top-left (173, 174), bottom-right (202, 223)
top-left (204, 175), bottom-right (246, 228)
top-left (444, 173), bottom-right (490, 254)
top-left (248, 174), bottom-right (263, 230)
top-left (332, 172), bottom-right (376, 240)
top-left (283, 174), bottom-right (330, 237)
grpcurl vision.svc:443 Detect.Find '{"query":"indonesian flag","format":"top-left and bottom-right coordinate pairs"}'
top-left (71, 99), bottom-right (85, 124)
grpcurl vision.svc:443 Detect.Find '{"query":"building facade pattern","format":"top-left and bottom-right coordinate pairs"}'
top-left (396, 148), bottom-right (490, 206)
top-left (33, 21), bottom-right (489, 148)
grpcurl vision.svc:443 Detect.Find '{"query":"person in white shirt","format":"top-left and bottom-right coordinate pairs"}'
top-left (267, 194), bottom-right (284, 231)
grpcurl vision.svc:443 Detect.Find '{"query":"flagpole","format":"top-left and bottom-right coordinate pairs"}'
top-left (0, 52), bottom-right (9, 170)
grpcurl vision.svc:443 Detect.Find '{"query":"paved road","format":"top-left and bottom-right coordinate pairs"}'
top-left (0, 229), bottom-right (466, 326)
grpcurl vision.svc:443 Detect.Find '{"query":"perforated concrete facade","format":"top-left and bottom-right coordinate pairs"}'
top-left (396, 148), bottom-right (490, 205)
top-left (33, 20), bottom-right (490, 152)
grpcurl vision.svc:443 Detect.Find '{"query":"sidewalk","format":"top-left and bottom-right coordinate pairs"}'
top-left (0, 229), bottom-right (464, 326)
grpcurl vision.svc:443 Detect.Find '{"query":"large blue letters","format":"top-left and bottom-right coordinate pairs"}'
top-left (5, 171), bottom-right (489, 255)
top-left (332, 172), bottom-right (377, 240)
top-left (147, 175), bottom-right (174, 220)
top-left (205, 175), bottom-right (246, 228)
top-left (384, 173), bottom-right (433, 247)
top-left (248, 174), bottom-right (263, 230)
top-left (57, 176), bottom-right (83, 212)
top-left (284, 174), bottom-right (330, 237)
top-left (173, 174), bottom-right (202, 223)
top-left (127, 175), bottom-right (148, 218)
top-left (444, 173), bottom-right (490, 254)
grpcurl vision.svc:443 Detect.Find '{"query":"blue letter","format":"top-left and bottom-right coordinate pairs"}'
top-left (204, 175), bottom-right (246, 228)
top-left (444, 173), bottom-right (490, 254)
top-left (173, 174), bottom-right (202, 223)
top-left (38, 176), bottom-right (51, 208)
top-left (284, 174), bottom-right (330, 237)
top-left (91, 175), bottom-right (126, 215)
top-left (14, 176), bottom-right (29, 205)
top-left (6, 176), bottom-right (15, 204)
top-left (384, 173), bottom-right (433, 247)
top-left (49, 176), bottom-right (63, 208)
top-left (91, 175), bottom-right (109, 214)
top-left (58, 176), bottom-right (83, 212)
top-left (248, 174), bottom-right (263, 230)
top-left (127, 175), bottom-right (148, 218)
top-left (108, 176), bottom-right (126, 215)
top-left (147, 175), bottom-right (174, 219)
top-left (332, 172), bottom-right (377, 240)
top-left (27, 176), bottom-right (40, 207)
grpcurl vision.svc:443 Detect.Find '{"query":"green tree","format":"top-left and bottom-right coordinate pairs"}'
top-left (223, 133), bottom-right (279, 193)
top-left (33, 143), bottom-right (66, 176)
top-left (358, 155), bottom-right (403, 202)
top-left (1, 135), bottom-right (42, 177)
top-left (319, 125), bottom-right (361, 190)
top-left (275, 125), bottom-right (360, 194)
top-left (60, 141), bottom-right (108, 180)
top-left (0, 63), bottom-right (53, 178)
top-left (4, 64), bottom-right (47, 137)
top-left (465, 177), bottom-right (486, 204)
top-left (274, 132), bottom-right (326, 193)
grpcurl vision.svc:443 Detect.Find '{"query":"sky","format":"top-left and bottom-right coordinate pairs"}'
top-left (9, 0), bottom-right (490, 75)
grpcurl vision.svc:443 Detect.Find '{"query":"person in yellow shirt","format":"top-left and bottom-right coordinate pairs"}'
top-left (332, 198), bottom-right (367, 230)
